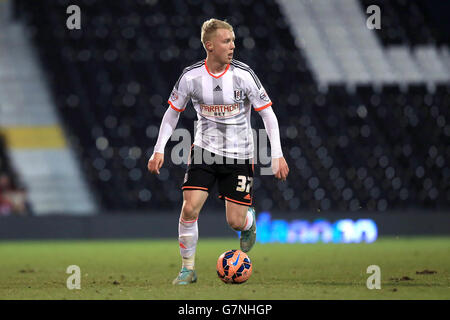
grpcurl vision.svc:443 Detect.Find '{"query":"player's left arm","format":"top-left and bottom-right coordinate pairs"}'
top-left (243, 66), bottom-right (289, 180)
top-left (257, 106), bottom-right (289, 181)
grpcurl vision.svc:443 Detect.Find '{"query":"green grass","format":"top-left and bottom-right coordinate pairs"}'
top-left (0, 237), bottom-right (449, 300)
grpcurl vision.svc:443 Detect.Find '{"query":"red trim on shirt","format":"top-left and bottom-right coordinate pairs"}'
top-left (204, 59), bottom-right (230, 79)
top-left (254, 102), bottom-right (272, 111)
top-left (168, 100), bottom-right (185, 112)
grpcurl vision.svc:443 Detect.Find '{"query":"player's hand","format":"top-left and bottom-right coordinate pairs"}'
top-left (148, 152), bottom-right (164, 175)
top-left (272, 157), bottom-right (289, 181)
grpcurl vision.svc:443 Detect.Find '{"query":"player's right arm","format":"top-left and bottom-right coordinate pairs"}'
top-left (147, 107), bottom-right (180, 174)
top-left (148, 73), bottom-right (190, 175)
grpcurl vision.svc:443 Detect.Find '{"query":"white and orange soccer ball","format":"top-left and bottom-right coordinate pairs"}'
top-left (216, 249), bottom-right (252, 284)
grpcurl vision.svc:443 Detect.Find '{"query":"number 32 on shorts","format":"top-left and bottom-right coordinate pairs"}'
top-left (236, 175), bottom-right (253, 193)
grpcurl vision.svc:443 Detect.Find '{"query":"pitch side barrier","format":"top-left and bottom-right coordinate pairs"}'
top-left (0, 210), bottom-right (449, 240)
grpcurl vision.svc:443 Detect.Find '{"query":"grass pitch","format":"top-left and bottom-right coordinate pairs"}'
top-left (0, 237), bottom-right (449, 300)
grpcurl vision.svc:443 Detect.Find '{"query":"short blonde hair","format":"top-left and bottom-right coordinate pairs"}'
top-left (201, 18), bottom-right (234, 49)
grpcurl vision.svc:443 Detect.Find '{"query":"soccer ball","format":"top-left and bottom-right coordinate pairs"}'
top-left (216, 249), bottom-right (252, 284)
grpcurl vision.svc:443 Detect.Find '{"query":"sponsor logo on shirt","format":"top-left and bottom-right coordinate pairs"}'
top-left (200, 103), bottom-right (240, 118)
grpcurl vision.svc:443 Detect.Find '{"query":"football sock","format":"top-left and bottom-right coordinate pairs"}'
top-left (178, 216), bottom-right (198, 270)
top-left (242, 209), bottom-right (254, 231)
top-left (182, 255), bottom-right (195, 270)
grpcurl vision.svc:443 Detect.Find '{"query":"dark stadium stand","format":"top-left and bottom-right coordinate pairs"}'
top-left (13, 0), bottom-right (449, 213)
top-left (0, 133), bottom-right (29, 215)
top-left (0, 134), bottom-right (17, 189)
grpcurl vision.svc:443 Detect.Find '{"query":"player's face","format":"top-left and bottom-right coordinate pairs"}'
top-left (210, 28), bottom-right (235, 64)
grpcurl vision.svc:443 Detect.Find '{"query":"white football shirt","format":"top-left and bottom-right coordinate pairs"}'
top-left (168, 59), bottom-right (272, 159)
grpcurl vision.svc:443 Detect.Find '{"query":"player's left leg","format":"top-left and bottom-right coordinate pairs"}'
top-left (225, 200), bottom-right (256, 253)
top-left (225, 200), bottom-right (250, 230)
top-left (218, 157), bottom-right (256, 252)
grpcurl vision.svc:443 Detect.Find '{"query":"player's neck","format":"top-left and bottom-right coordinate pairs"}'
top-left (205, 56), bottom-right (228, 74)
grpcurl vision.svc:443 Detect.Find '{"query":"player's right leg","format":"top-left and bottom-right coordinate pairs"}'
top-left (173, 145), bottom-right (216, 284)
top-left (173, 189), bottom-right (209, 285)
top-left (173, 190), bottom-right (208, 284)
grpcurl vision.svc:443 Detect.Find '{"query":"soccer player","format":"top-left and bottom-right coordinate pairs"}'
top-left (148, 18), bottom-right (289, 285)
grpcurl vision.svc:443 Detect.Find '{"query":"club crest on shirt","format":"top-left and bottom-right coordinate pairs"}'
top-left (234, 89), bottom-right (244, 102)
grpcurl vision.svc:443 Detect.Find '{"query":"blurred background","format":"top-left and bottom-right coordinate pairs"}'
top-left (0, 0), bottom-right (449, 240)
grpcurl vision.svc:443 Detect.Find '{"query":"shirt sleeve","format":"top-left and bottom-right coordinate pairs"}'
top-left (153, 106), bottom-right (181, 154)
top-left (168, 72), bottom-right (190, 112)
top-left (245, 70), bottom-right (272, 112)
top-left (258, 106), bottom-right (283, 158)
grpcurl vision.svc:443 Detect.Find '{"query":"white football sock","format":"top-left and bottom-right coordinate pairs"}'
top-left (243, 209), bottom-right (254, 231)
top-left (178, 216), bottom-right (198, 270)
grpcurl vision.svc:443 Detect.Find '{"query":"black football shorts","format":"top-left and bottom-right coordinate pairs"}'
top-left (181, 145), bottom-right (254, 206)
